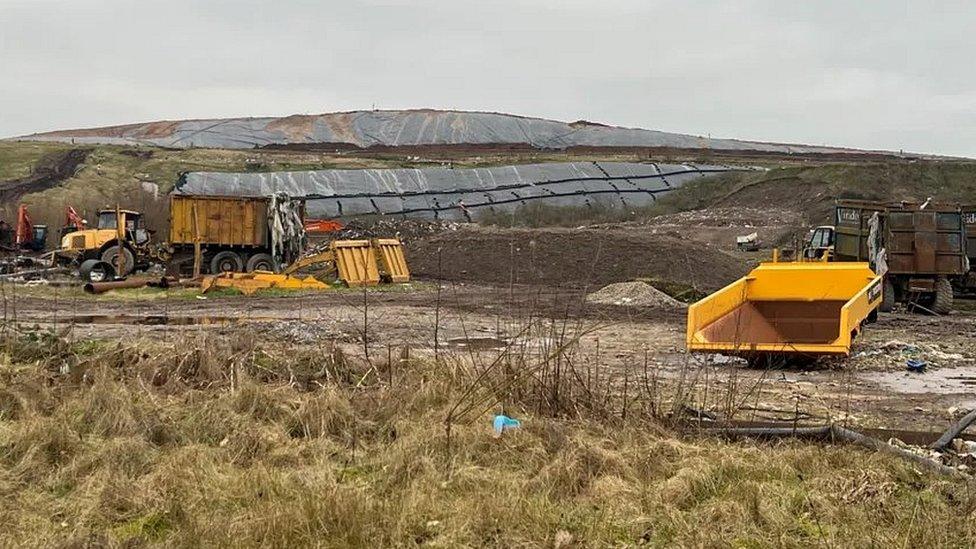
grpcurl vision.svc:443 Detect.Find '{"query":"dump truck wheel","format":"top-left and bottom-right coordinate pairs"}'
top-left (246, 253), bottom-right (274, 272)
top-left (932, 276), bottom-right (953, 315)
top-left (79, 259), bottom-right (115, 283)
top-left (100, 246), bottom-right (134, 277)
top-left (210, 251), bottom-right (243, 273)
top-left (880, 279), bottom-right (895, 313)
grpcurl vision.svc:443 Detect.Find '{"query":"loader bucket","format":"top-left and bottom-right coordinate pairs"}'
top-left (372, 238), bottom-right (411, 283)
top-left (687, 262), bottom-right (882, 358)
top-left (331, 240), bottom-right (380, 287)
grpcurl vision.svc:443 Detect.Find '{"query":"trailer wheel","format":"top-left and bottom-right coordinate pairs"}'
top-left (100, 245), bottom-right (134, 277)
top-left (246, 253), bottom-right (275, 272)
top-left (210, 251), bottom-right (244, 274)
top-left (79, 259), bottom-right (115, 283)
top-left (932, 276), bottom-right (953, 315)
top-left (880, 278), bottom-right (895, 313)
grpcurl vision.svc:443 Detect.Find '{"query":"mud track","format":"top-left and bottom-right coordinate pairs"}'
top-left (0, 148), bottom-right (90, 204)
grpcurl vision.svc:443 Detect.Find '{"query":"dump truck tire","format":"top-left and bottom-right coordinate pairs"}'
top-left (932, 276), bottom-right (953, 315)
top-left (100, 246), bottom-right (134, 277)
top-left (246, 253), bottom-right (274, 272)
top-left (210, 251), bottom-right (243, 273)
top-left (79, 259), bottom-right (115, 283)
top-left (880, 279), bottom-right (895, 312)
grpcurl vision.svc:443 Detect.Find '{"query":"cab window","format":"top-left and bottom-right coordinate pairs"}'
top-left (97, 212), bottom-right (117, 229)
top-left (810, 228), bottom-right (832, 248)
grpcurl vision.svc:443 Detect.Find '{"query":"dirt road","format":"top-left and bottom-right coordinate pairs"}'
top-left (6, 281), bottom-right (975, 433)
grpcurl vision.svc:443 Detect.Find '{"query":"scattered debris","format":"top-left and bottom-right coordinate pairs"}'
top-left (736, 232), bottom-right (760, 251)
top-left (492, 414), bottom-right (521, 437)
top-left (906, 359), bottom-right (928, 372)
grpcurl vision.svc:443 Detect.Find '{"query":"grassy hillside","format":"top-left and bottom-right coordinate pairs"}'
top-left (4, 138), bottom-right (976, 241)
top-left (2, 141), bottom-right (715, 237)
top-left (651, 161), bottom-right (976, 224)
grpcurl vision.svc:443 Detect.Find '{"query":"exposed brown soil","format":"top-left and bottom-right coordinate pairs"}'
top-left (406, 225), bottom-right (748, 291)
top-left (0, 148), bottom-right (90, 204)
top-left (133, 120), bottom-right (181, 139)
top-left (266, 114), bottom-right (318, 142)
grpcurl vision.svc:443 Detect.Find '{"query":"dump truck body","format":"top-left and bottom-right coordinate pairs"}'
top-left (833, 200), bottom-right (966, 275)
top-left (169, 196), bottom-right (270, 249)
top-left (807, 200), bottom-right (965, 313)
top-left (687, 262), bottom-right (882, 358)
top-left (168, 195), bottom-right (305, 274)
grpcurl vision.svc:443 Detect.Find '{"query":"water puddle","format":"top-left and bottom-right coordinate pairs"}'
top-left (863, 366), bottom-right (976, 399)
top-left (56, 314), bottom-right (242, 326)
top-left (446, 337), bottom-right (509, 351)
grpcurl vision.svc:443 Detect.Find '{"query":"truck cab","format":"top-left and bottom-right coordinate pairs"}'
top-left (803, 225), bottom-right (835, 260)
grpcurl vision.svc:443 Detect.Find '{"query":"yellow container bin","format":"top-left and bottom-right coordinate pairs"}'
top-left (687, 262), bottom-right (882, 358)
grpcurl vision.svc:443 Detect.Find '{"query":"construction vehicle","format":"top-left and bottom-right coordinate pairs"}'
top-left (55, 207), bottom-right (152, 278)
top-left (802, 200), bottom-right (967, 314)
top-left (687, 261), bottom-right (882, 363)
top-left (200, 238), bottom-right (410, 295)
top-left (57, 195), bottom-right (306, 282)
top-left (1, 205), bottom-right (48, 253)
top-left (168, 195), bottom-right (304, 275)
top-left (304, 219), bottom-right (344, 233)
top-left (59, 206), bottom-right (87, 239)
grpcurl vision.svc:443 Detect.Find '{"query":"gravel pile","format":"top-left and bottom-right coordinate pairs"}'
top-left (586, 281), bottom-right (685, 309)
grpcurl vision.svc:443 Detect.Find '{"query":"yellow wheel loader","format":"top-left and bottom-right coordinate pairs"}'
top-left (55, 208), bottom-right (155, 280)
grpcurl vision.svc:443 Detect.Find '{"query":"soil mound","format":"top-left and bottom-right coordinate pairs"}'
top-left (586, 281), bottom-right (685, 309)
top-left (407, 225), bottom-right (747, 290)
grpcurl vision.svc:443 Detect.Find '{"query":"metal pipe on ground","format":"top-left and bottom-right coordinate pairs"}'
top-left (698, 423), bottom-right (968, 480)
top-left (83, 276), bottom-right (175, 294)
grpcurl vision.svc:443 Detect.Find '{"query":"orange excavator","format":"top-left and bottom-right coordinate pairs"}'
top-left (304, 219), bottom-right (344, 233)
top-left (0, 204), bottom-right (47, 253)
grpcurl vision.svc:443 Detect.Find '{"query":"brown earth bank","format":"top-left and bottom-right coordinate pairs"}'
top-left (406, 225), bottom-right (748, 291)
top-left (0, 148), bottom-right (91, 205)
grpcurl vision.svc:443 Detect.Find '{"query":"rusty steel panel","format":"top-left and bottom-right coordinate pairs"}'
top-left (169, 196), bottom-right (269, 247)
top-left (833, 200), bottom-right (965, 276)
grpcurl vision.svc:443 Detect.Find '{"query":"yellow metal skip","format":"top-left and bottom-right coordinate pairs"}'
top-left (686, 262), bottom-right (882, 357)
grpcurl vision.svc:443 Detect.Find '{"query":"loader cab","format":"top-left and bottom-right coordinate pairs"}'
top-left (24, 225), bottom-right (48, 252)
top-left (803, 225), bottom-right (835, 260)
top-left (96, 209), bottom-right (150, 245)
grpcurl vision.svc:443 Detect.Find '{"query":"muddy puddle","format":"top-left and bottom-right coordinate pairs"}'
top-left (49, 314), bottom-right (256, 326)
top-left (446, 336), bottom-right (510, 350)
top-left (863, 366), bottom-right (976, 405)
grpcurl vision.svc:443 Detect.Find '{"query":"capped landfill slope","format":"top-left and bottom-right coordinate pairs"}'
top-left (14, 109), bottom-right (901, 156)
top-left (175, 161), bottom-right (741, 220)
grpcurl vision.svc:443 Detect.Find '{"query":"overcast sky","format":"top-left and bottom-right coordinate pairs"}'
top-left (2, 0), bottom-right (974, 156)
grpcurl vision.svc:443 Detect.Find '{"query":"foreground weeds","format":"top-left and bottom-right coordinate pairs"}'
top-left (0, 328), bottom-right (974, 547)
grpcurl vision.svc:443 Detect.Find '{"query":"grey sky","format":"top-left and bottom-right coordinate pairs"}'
top-left (2, 0), bottom-right (974, 156)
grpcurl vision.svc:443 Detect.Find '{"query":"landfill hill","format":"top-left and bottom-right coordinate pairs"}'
top-left (9, 109), bottom-right (938, 159)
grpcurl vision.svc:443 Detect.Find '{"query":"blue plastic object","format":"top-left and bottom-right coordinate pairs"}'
top-left (493, 415), bottom-right (521, 435)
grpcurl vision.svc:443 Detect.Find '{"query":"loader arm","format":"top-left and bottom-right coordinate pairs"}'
top-left (282, 250), bottom-right (336, 276)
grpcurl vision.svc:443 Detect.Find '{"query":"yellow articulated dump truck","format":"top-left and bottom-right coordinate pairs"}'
top-left (686, 261), bottom-right (882, 365)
